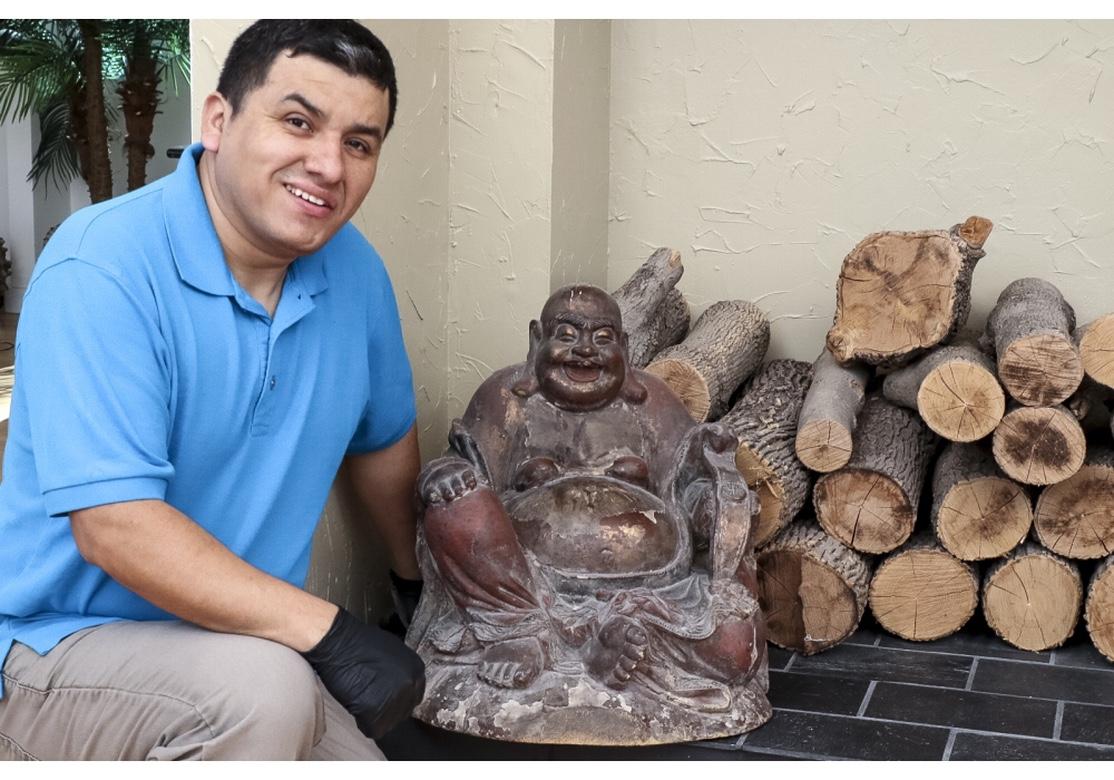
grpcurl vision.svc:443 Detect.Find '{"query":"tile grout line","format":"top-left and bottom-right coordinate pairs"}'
top-left (783, 652), bottom-right (797, 671)
top-left (856, 680), bottom-right (878, 717)
top-left (965, 657), bottom-right (979, 691)
top-left (1054, 700), bottom-right (1065, 741)
top-left (942, 729), bottom-right (958, 761)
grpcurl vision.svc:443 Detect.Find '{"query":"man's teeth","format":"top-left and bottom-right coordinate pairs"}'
top-left (286, 185), bottom-right (326, 206)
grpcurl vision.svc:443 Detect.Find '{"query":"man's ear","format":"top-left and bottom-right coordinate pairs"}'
top-left (199, 92), bottom-right (231, 153)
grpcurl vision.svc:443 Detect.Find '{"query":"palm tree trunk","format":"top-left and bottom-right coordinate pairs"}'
top-left (118, 27), bottom-right (159, 191)
top-left (77, 20), bottom-right (112, 203)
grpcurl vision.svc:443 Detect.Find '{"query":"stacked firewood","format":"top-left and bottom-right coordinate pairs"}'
top-left (617, 219), bottom-right (1114, 662)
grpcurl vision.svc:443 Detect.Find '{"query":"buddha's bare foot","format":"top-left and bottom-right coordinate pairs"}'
top-left (477, 637), bottom-right (545, 689)
top-left (585, 616), bottom-right (648, 690)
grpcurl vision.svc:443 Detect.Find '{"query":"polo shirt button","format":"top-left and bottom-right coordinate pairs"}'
top-left (270, 376), bottom-right (277, 390)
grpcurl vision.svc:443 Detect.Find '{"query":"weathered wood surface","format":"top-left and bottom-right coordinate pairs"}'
top-left (991, 404), bottom-right (1086, 486)
top-left (647, 299), bottom-right (769, 422)
top-left (982, 542), bottom-right (1083, 652)
top-left (1085, 555), bottom-right (1114, 663)
top-left (827, 216), bottom-right (992, 368)
top-left (720, 359), bottom-right (814, 549)
top-left (983, 277), bottom-right (1083, 407)
top-left (1033, 446), bottom-right (1114, 560)
top-left (931, 441), bottom-right (1031, 561)
top-left (868, 534), bottom-right (979, 641)
top-left (882, 343), bottom-right (1004, 442)
top-left (757, 518), bottom-right (872, 655)
top-left (814, 396), bottom-right (937, 554)
top-left (1074, 313), bottom-right (1114, 391)
top-left (611, 247), bottom-right (688, 368)
top-left (795, 349), bottom-right (870, 473)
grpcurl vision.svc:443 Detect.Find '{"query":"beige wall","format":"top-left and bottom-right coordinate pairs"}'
top-left (607, 20), bottom-right (1114, 361)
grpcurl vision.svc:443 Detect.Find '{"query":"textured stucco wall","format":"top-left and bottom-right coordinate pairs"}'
top-left (608, 20), bottom-right (1114, 361)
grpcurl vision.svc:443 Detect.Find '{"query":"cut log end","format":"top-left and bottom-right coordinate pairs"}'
top-left (992, 405), bottom-right (1086, 486)
top-left (644, 358), bottom-right (710, 422)
top-left (815, 469), bottom-right (916, 554)
top-left (917, 361), bottom-right (1005, 442)
top-left (869, 549), bottom-right (978, 641)
top-left (984, 552), bottom-right (1082, 652)
top-left (1085, 561), bottom-right (1114, 663)
top-left (1035, 464), bottom-right (1114, 560)
top-left (1079, 314), bottom-right (1114, 390)
top-left (998, 333), bottom-right (1083, 407)
top-left (734, 447), bottom-right (786, 548)
top-left (758, 552), bottom-right (861, 656)
top-left (958, 216), bottom-right (994, 249)
top-left (937, 477), bottom-right (1032, 561)
top-left (795, 420), bottom-right (854, 473)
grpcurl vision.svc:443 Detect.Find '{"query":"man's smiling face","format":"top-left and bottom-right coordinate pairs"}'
top-left (201, 52), bottom-right (390, 263)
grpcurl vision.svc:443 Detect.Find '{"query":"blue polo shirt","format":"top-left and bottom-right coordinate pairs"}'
top-left (0, 144), bottom-right (416, 695)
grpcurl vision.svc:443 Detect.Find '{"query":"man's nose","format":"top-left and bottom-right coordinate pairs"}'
top-left (304, 136), bottom-right (344, 182)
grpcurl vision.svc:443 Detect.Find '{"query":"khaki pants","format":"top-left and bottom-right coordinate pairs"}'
top-left (0, 620), bottom-right (386, 760)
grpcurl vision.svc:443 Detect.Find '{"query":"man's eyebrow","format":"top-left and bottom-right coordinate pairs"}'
top-left (281, 92), bottom-right (383, 141)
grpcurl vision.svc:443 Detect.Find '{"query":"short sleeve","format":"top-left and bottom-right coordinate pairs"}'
top-left (17, 259), bottom-right (174, 516)
top-left (346, 264), bottom-right (416, 454)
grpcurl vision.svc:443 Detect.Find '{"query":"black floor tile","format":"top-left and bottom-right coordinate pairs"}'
top-left (877, 622), bottom-right (1051, 663)
top-left (972, 657), bottom-right (1114, 706)
top-left (1060, 702), bottom-right (1114, 746)
top-left (864, 682), bottom-right (1057, 738)
top-left (548, 743), bottom-right (777, 760)
top-left (743, 709), bottom-right (950, 760)
top-left (949, 731), bottom-right (1114, 761)
top-left (767, 644), bottom-right (794, 671)
top-left (787, 642), bottom-right (972, 688)
top-left (768, 670), bottom-right (870, 715)
top-left (1052, 638), bottom-right (1114, 670)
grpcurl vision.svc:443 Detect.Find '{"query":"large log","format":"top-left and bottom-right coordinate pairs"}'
top-left (646, 299), bottom-right (769, 422)
top-left (982, 542), bottom-right (1082, 652)
top-left (982, 277), bottom-right (1083, 407)
top-left (882, 343), bottom-right (1004, 442)
top-left (1085, 555), bottom-right (1114, 663)
top-left (720, 359), bottom-right (813, 548)
top-left (794, 349), bottom-right (870, 473)
top-left (610, 247), bottom-right (686, 368)
top-left (991, 404), bottom-right (1086, 486)
top-left (640, 288), bottom-right (689, 367)
top-left (826, 216), bottom-right (992, 368)
top-left (756, 518), bottom-right (872, 656)
top-left (868, 534), bottom-right (979, 641)
top-left (931, 441), bottom-right (1031, 561)
top-left (1074, 313), bottom-right (1114, 391)
top-left (814, 396), bottom-right (937, 554)
top-left (1033, 446), bottom-right (1114, 560)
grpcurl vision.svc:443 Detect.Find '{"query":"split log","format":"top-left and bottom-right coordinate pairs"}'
top-left (1033, 446), bottom-right (1114, 560)
top-left (982, 277), bottom-right (1083, 407)
top-left (794, 349), bottom-right (870, 473)
top-left (814, 396), bottom-right (937, 554)
top-left (720, 359), bottom-right (813, 548)
top-left (611, 247), bottom-right (686, 368)
top-left (1084, 555), bottom-right (1114, 663)
top-left (882, 343), bottom-right (1004, 442)
top-left (646, 299), bottom-right (769, 422)
top-left (991, 404), bottom-right (1086, 486)
top-left (1074, 313), bottom-right (1114, 391)
top-left (931, 442), bottom-right (1031, 561)
top-left (756, 518), bottom-right (872, 655)
top-left (826, 216), bottom-right (992, 368)
top-left (868, 534), bottom-right (979, 641)
top-left (982, 542), bottom-right (1082, 652)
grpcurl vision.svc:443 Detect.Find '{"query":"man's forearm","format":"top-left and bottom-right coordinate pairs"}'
top-left (70, 499), bottom-right (337, 652)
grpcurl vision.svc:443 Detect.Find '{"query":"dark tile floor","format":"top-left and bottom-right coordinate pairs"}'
top-left (379, 611), bottom-right (1114, 761)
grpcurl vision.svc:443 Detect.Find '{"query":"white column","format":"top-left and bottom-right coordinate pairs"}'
top-left (3, 117), bottom-right (36, 313)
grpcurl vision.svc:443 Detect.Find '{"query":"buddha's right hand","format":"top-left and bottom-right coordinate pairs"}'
top-left (417, 456), bottom-right (484, 505)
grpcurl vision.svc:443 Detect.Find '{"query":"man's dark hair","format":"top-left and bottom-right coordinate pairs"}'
top-left (217, 19), bottom-right (398, 135)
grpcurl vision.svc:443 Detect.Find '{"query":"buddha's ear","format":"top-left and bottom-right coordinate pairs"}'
top-left (513, 319), bottom-right (544, 398)
top-left (527, 319), bottom-right (542, 364)
top-left (620, 331), bottom-right (631, 364)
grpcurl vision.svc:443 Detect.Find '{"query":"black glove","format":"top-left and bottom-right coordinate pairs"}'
top-left (302, 606), bottom-right (426, 740)
top-left (389, 569), bottom-right (424, 629)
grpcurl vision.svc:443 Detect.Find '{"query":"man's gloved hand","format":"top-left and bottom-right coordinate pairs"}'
top-left (302, 606), bottom-right (426, 740)
top-left (389, 570), bottom-right (424, 629)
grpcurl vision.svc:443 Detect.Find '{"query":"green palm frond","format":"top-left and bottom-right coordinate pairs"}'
top-left (0, 20), bottom-right (83, 122)
top-left (29, 95), bottom-right (82, 192)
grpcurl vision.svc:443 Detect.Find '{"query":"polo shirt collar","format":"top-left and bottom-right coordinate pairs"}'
top-left (162, 143), bottom-right (329, 300)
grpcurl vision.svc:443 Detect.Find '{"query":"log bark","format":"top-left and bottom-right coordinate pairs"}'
top-left (795, 349), bottom-right (870, 473)
top-left (1033, 446), bottom-right (1114, 560)
top-left (882, 344), bottom-right (1004, 442)
top-left (756, 518), bottom-right (872, 655)
top-left (814, 396), bottom-right (937, 554)
top-left (720, 359), bottom-right (814, 549)
top-left (868, 533), bottom-right (979, 641)
top-left (610, 247), bottom-right (685, 369)
top-left (646, 300), bottom-right (770, 422)
top-left (1066, 376), bottom-right (1114, 434)
top-left (991, 404), bottom-right (1086, 486)
top-left (1074, 313), bottom-right (1114, 391)
top-left (639, 288), bottom-right (689, 368)
top-left (982, 542), bottom-right (1082, 652)
top-left (827, 216), bottom-right (992, 368)
top-left (1085, 555), bottom-right (1114, 663)
top-left (931, 441), bottom-right (1031, 561)
top-left (983, 277), bottom-right (1083, 407)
